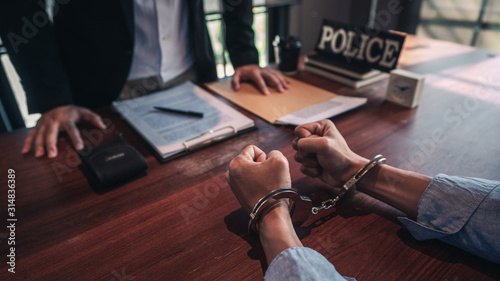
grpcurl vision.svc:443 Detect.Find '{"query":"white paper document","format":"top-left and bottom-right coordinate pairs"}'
top-left (275, 96), bottom-right (367, 125)
top-left (112, 82), bottom-right (255, 160)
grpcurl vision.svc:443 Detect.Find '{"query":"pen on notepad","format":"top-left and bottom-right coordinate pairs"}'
top-left (153, 106), bottom-right (204, 118)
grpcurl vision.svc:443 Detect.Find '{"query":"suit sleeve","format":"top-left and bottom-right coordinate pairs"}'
top-left (0, 1), bottom-right (73, 114)
top-left (222, 0), bottom-right (259, 68)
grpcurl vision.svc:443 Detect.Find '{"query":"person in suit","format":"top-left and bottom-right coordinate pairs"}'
top-left (0, 0), bottom-right (288, 158)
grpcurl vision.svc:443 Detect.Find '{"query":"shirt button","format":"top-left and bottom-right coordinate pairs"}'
top-left (162, 35), bottom-right (168, 40)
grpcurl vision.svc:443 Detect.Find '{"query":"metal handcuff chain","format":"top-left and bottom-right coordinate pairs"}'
top-left (248, 155), bottom-right (386, 233)
top-left (312, 155), bottom-right (386, 214)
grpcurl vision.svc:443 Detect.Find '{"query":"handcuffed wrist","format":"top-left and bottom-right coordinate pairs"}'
top-left (342, 157), bottom-right (370, 183)
top-left (244, 156), bottom-right (387, 239)
top-left (342, 155), bottom-right (385, 191)
top-left (248, 188), bottom-right (312, 235)
top-left (256, 201), bottom-right (291, 233)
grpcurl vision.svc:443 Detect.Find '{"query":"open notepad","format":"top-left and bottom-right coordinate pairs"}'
top-left (206, 77), bottom-right (367, 125)
top-left (112, 81), bottom-right (255, 163)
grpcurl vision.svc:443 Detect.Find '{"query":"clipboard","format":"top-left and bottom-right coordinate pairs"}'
top-left (146, 125), bottom-right (256, 164)
top-left (112, 81), bottom-right (256, 163)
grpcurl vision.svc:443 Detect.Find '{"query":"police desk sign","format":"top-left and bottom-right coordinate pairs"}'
top-left (315, 19), bottom-right (406, 72)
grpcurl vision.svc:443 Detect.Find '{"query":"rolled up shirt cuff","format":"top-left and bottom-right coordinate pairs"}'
top-left (398, 174), bottom-right (500, 263)
top-left (265, 247), bottom-right (354, 281)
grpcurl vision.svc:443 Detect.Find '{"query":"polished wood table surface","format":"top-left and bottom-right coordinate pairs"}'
top-left (1, 35), bottom-right (499, 280)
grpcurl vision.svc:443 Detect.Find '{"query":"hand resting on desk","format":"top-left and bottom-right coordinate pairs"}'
top-left (232, 64), bottom-right (290, 95)
top-left (22, 105), bottom-right (106, 158)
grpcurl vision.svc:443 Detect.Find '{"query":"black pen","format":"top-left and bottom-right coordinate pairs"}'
top-left (154, 106), bottom-right (204, 118)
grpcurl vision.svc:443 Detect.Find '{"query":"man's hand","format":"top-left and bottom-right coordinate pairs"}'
top-left (232, 64), bottom-right (290, 95)
top-left (292, 119), bottom-right (368, 187)
top-left (22, 105), bottom-right (106, 158)
top-left (226, 145), bottom-right (291, 214)
top-left (227, 145), bottom-right (302, 265)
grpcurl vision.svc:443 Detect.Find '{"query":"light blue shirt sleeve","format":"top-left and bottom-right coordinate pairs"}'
top-left (264, 247), bottom-right (355, 281)
top-left (264, 174), bottom-right (499, 280)
top-left (398, 174), bottom-right (500, 264)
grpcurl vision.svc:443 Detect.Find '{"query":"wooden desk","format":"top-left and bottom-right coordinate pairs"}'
top-left (1, 35), bottom-right (499, 280)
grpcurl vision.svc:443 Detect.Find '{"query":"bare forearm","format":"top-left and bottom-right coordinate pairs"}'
top-left (357, 164), bottom-right (432, 219)
top-left (258, 205), bottom-right (303, 265)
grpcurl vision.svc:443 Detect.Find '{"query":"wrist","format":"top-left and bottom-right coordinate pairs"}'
top-left (341, 156), bottom-right (369, 183)
top-left (257, 200), bottom-right (292, 234)
top-left (258, 200), bottom-right (303, 265)
top-left (347, 155), bottom-right (385, 193)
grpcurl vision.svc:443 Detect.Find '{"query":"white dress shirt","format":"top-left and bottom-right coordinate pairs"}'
top-left (127, 0), bottom-right (193, 83)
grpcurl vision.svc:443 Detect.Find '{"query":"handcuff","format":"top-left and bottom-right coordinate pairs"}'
top-left (248, 155), bottom-right (386, 234)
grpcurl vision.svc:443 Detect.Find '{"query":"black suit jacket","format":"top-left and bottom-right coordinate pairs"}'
top-left (0, 0), bottom-right (258, 113)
